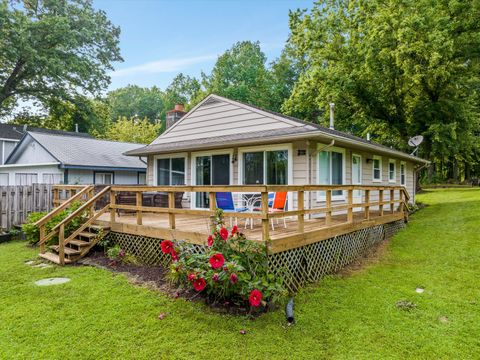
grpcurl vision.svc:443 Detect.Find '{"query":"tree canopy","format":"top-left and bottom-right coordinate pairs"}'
top-left (282, 0), bottom-right (480, 181)
top-left (0, 0), bottom-right (122, 117)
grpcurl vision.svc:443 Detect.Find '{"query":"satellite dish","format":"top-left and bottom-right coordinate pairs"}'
top-left (408, 135), bottom-right (424, 147)
top-left (408, 135), bottom-right (424, 155)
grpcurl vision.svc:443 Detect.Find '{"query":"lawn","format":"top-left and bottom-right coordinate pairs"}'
top-left (1, 188), bottom-right (479, 359)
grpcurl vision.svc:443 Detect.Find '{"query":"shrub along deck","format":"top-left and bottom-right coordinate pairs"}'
top-left (1, 188), bottom-right (479, 359)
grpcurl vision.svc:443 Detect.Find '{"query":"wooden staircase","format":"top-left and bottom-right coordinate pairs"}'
top-left (35, 185), bottom-right (112, 265)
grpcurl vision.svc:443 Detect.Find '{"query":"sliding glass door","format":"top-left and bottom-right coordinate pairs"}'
top-left (318, 148), bottom-right (345, 199)
top-left (195, 154), bottom-right (230, 208)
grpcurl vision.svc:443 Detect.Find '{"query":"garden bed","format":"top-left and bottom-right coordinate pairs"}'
top-left (81, 251), bottom-right (265, 316)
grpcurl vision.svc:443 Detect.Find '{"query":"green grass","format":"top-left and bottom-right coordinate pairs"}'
top-left (1, 188), bottom-right (479, 359)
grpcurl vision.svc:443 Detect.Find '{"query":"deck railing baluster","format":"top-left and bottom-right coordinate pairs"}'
top-left (136, 191), bottom-right (143, 225)
top-left (168, 192), bottom-right (176, 229)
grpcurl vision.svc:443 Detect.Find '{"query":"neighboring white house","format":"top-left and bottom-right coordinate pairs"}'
top-left (0, 130), bottom-right (146, 186)
top-left (125, 94), bottom-right (429, 208)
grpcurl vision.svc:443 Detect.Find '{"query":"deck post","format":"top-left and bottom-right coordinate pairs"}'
top-left (297, 190), bottom-right (304, 233)
top-left (88, 187), bottom-right (94, 217)
top-left (364, 189), bottom-right (370, 220)
top-left (390, 189), bottom-right (395, 213)
top-left (53, 188), bottom-right (59, 207)
top-left (261, 190), bottom-right (270, 242)
top-left (136, 192), bottom-right (143, 225)
top-left (59, 223), bottom-right (65, 266)
top-left (209, 192), bottom-right (217, 229)
top-left (168, 192), bottom-right (176, 229)
top-left (347, 188), bottom-right (353, 223)
top-left (39, 226), bottom-right (45, 254)
top-left (109, 189), bottom-right (116, 226)
top-left (325, 189), bottom-right (332, 225)
top-left (379, 189), bottom-right (384, 216)
top-left (399, 189), bottom-right (405, 213)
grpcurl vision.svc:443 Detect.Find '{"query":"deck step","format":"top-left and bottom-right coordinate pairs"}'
top-left (39, 252), bottom-right (72, 264)
top-left (68, 239), bottom-right (91, 247)
top-left (89, 224), bottom-right (110, 231)
top-left (78, 231), bottom-right (97, 239)
top-left (49, 245), bottom-right (81, 255)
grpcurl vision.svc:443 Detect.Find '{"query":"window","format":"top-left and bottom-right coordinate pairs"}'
top-left (0, 173), bottom-right (8, 186)
top-left (352, 154), bottom-right (362, 185)
top-left (318, 147), bottom-right (345, 198)
top-left (42, 173), bottom-right (63, 184)
top-left (388, 160), bottom-right (396, 183)
top-left (94, 172), bottom-right (113, 185)
top-left (138, 172), bottom-right (146, 185)
top-left (400, 162), bottom-right (406, 186)
top-left (156, 157), bottom-right (185, 185)
top-left (372, 156), bottom-right (382, 182)
top-left (15, 173), bottom-right (38, 185)
top-left (194, 153), bottom-right (230, 208)
top-left (243, 150), bottom-right (288, 185)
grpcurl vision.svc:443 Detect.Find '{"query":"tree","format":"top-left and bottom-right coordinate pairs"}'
top-left (0, 0), bottom-right (122, 117)
top-left (283, 0), bottom-right (480, 181)
top-left (164, 73), bottom-right (202, 109)
top-left (202, 41), bottom-right (273, 109)
top-left (106, 85), bottom-right (166, 124)
top-left (103, 117), bottom-right (161, 144)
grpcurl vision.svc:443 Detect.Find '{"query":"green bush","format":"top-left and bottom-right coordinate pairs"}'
top-left (22, 201), bottom-right (88, 244)
top-left (166, 210), bottom-right (286, 309)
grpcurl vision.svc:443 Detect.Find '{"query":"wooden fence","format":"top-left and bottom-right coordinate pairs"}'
top-left (0, 184), bottom-right (54, 230)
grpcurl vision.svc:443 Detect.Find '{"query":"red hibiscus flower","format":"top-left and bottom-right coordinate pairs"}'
top-left (231, 225), bottom-right (238, 236)
top-left (229, 273), bottom-right (238, 284)
top-left (249, 289), bottom-right (263, 307)
top-left (170, 250), bottom-right (178, 262)
top-left (192, 277), bottom-right (206, 291)
top-left (219, 227), bottom-right (229, 241)
top-left (187, 273), bottom-right (196, 282)
top-left (209, 253), bottom-right (225, 269)
top-left (161, 240), bottom-right (174, 254)
top-left (207, 235), bottom-right (214, 247)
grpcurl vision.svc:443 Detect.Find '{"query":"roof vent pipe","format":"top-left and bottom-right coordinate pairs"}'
top-left (367, 133), bottom-right (371, 141)
top-left (329, 103), bottom-right (335, 130)
top-left (75, 123), bottom-right (79, 133)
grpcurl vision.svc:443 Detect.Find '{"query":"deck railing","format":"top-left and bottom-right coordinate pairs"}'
top-left (107, 184), bottom-right (409, 248)
top-left (39, 184), bottom-right (409, 259)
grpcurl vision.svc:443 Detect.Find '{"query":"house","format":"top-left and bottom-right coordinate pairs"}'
top-left (125, 94), bottom-right (429, 209)
top-left (0, 124), bottom-right (24, 166)
top-left (0, 130), bottom-right (146, 186)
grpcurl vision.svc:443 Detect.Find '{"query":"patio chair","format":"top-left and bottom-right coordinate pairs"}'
top-left (216, 192), bottom-right (249, 226)
top-left (248, 192), bottom-right (288, 231)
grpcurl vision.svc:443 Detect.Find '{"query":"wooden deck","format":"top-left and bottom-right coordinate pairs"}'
top-left (37, 184), bottom-right (409, 265)
top-left (96, 208), bottom-right (404, 253)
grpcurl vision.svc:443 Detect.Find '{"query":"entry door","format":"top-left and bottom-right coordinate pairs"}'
top-left (195, 154), bottom-right (230, 208)
top-left (352, 154), bottom-right (362, 203)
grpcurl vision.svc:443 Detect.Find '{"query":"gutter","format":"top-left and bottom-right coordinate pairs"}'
top-left (0, 162), bottom-right (60, 168)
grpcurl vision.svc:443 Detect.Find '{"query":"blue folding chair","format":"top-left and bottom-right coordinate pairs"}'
top-left (216, 192), bottom-right (248, 226)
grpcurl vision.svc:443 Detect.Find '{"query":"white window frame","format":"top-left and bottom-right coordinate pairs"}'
top-left (388, 159), bottom-right (396, 183)
top-left (15, 173), bottom-right (38, 185)
top-left (191, 149), bottom-right (234, 209)
top-left (94, 172), bottom-right (113, 185)
top-left (42, 173), bottom-right (63, 184)
top-left (238, 143), bottom-right (293, 209)
top-left (316, 145), bottom-right (346, 201)
top-left (153, 152), bottom-right (188, 186)
top-left (372, 155), bottom-right (382, 183)
top-left (351, 154), bottom-right (362, 185)
top-left (400, 161), bottom-right (406, 186)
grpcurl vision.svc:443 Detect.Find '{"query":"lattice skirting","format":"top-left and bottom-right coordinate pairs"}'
top-left (106, 219), bottom-right (406, 293)
top-left (269, 220), bottom-right (406, 292)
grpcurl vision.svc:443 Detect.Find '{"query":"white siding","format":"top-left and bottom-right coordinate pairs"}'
top-left (154, 98), bottom-right (299, 145)
top-left (0, 165), bottom-right (63, 186)
top-left (13, 138), bottom-right (57, 164)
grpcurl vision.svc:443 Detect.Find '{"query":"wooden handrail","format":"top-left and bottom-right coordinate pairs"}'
top-left (51, 186), bottom-right (111, 232)
top-left (35, 185), bottom-right (92, 227)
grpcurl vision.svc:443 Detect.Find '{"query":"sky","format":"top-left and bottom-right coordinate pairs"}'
top-left (94, 0), bottom-right (313, 91)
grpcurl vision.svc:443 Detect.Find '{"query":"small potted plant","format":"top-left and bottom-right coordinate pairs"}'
top-left (0, 227), bottom-right (12, 243)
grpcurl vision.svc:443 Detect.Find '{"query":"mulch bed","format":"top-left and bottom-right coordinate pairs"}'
top-left (80, 250), bottom-right (259, 316)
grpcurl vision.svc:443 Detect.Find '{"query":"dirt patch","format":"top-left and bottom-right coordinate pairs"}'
top-left (80, 251), bottom-right (263, 316)
top-left (338, 238), bottom-right (392, 276)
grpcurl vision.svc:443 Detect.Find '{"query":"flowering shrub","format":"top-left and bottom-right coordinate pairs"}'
top-left (163, 210), bottom-right (286, 309)
top-left (107, 244), bottom-right (137, 265)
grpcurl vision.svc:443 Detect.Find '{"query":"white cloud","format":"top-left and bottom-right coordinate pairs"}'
top-left (110, 54), bottom-right (217, 77)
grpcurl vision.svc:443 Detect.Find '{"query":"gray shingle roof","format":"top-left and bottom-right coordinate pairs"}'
top-left (0, 123), bottom-right (92, 140)
top-left (28, 132), bottom-right (146, 169)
